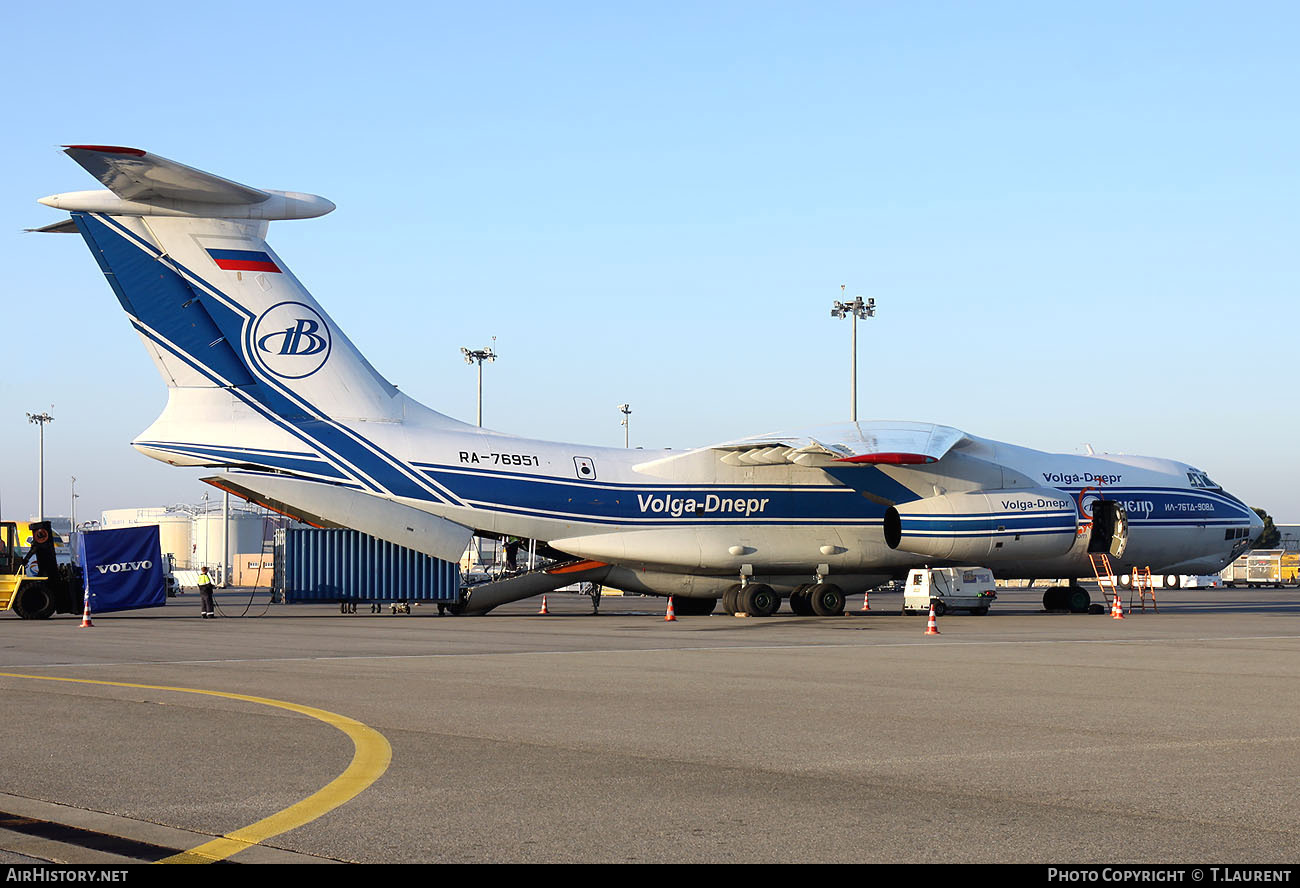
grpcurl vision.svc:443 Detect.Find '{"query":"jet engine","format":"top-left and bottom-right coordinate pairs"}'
top-left (883, 488), bottom-right (1080, 561)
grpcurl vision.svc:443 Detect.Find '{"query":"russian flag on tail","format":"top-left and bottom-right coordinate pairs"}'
top-left (207, 248), bottom-right (280, 273)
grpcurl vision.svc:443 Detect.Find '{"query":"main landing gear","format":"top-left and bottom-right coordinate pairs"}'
top-left (717, 581), bottom-right (847, 617)
top-left (721, 582), bottom-right (781, 617)
top-left (789, 582), bottom-right (845, 617)
top-left (1041, 584), bottom-right (1106, 615)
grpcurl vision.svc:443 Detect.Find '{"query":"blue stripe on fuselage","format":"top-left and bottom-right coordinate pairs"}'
top-left (420, 465), bottom-right (889, 523)
top-left (135, 441), bottom-right (348, 480)
top-left (1062, 486), bottom-right (1254, 525)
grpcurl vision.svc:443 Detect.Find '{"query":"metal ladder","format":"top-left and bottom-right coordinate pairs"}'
top-left (1130, 566), bottom-right (1158, 612)
top-left (1089, 552), bottom-right (1118, 605)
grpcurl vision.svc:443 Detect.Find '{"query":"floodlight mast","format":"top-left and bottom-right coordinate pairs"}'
top-left (618, 404), bottom-right (631, 448)
top-left (830, 285), bottom-right (876, 422)
top-left (461, 341), bottom-right (497, 427)
top-left (26, 411), bottom-right (54, 522)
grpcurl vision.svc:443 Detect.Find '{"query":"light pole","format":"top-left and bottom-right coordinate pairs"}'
top-left (618, 404), bottom-right (631, 448)
top-left (461, 340), bottom-right (497, 427)
top-left (70, 476), bottom-right (78, 553)
top-left (830, 285), bottom-right (876, 422)
top-left (26, 411), bottom-right (54, 521)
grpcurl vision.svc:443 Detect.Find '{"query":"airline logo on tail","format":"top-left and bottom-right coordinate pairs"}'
top-left (252, 301), bottom-right (332, 378)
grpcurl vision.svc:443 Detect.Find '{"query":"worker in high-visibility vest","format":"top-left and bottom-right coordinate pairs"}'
top-left (198, 566), bottom-right (215, 619)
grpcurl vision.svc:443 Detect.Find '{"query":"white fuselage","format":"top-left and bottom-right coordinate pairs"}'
top-left (135, 384), bottom-right (1259, 596)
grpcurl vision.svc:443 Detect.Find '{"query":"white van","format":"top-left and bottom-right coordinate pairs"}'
top-left (902, 567), bottom-right (998, 616)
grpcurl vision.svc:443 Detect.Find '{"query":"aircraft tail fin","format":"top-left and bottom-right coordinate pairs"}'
top-left (37, 146), bottom-right (440, 427)
top-left (36, 146), bottom-right (481, 505)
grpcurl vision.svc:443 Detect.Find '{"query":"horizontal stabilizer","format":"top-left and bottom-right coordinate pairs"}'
top-left (25, 218), bottom-right (79, 234)
top-left (63, 145), bottom-right (271, 205)
top-left (205, 472), bottom-right (473, 563)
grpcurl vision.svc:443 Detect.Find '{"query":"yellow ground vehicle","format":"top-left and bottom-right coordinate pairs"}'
top-left (1, 520), bottom-right (81, 619)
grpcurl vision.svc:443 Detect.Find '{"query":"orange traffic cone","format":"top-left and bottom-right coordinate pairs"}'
top-left (1111, 592), bottom-right (1125, 620)
top-left (665, 597), bottom-right (677, 622)
top-left (538, 595), bottom-right (549, 615)
top-left (78, 592), bottom-right (93, 629)
top-left (861, 589), bottom-right (870, 612)
top-left (924, 602), bottom-right (940, 635)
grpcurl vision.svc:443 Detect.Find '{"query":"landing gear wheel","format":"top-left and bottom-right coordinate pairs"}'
top-left (1042, 586), bottom-right (1067, 611)
top-left (673, 596), bottom-right (718, 616)
top-left (740, 583), bottom-right (780, 617)
top-left (1067, 586), bottom-right (1092, 614)
top-left (722, 583), bottom-right (744, 615)
top-left (789, 584), bottom-right (814, 616)
top-left (809, 583), bottom-right (845, 617)
top-left (12, 583), bottom-right (54, 620)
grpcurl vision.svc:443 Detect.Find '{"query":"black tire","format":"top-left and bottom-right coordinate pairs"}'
top-left (1068, 587), bottom-right (1092, 614)
top-left (1042, 586), bottom-right (1067, 611)
top-left (13, 582), bottom-right (55, 620)
top-left (722, 583), bottom-right (743, 615)
top-left (789, 584), bottom-right (813, 616)
top-left (972, 606), bottom-right (989, 616)
top-left (672, 596), bottom-right (717, 616)
top-left (931, 599), bottom-right (947, 617)
top-left (739, 584), bottom-right (779, 617)
top-left (809, 583), bottom-right (845, 617)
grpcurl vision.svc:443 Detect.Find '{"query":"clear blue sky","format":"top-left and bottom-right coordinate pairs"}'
top-left (2, 1), bottom-right (1297, 524)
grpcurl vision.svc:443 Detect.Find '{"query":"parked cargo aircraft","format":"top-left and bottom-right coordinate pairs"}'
top-left (37, 146), bottom-right (1262, 615)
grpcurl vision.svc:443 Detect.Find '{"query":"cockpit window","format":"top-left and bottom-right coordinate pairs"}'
top-left (1187, 469), bottom-right (1219, 490)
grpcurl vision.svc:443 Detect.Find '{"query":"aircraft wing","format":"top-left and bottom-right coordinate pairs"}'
top-left (61, 145), bottom-right (271, 205)
top-left (635, 421), bottom-right (968, 472)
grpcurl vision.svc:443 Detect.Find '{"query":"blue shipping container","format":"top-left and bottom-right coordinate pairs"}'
top-left (276, 528), bottom-right (461, 603)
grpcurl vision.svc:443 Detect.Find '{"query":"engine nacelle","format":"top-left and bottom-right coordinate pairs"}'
top-left (884, 488), bottom-right (1079, 561)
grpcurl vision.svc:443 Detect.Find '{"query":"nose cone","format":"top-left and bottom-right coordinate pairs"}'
top-left (1248, 508), bottom-right (1264, 544)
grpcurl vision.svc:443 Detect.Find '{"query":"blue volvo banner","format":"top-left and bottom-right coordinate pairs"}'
top-left (78, 526), bottom-right (167, 613)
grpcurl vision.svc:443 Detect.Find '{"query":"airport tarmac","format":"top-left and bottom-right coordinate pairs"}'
top-left (1, 585), bottom-right (1298, 864)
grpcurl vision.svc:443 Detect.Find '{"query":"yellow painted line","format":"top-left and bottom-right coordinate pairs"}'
top-left (0, 672), bottom-right (391, 864)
